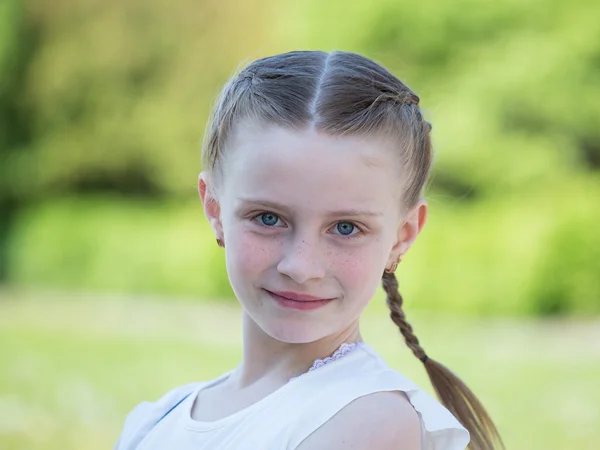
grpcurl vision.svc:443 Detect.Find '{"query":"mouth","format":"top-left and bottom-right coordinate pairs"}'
top-left (263, 289), bottom-right (336, 311)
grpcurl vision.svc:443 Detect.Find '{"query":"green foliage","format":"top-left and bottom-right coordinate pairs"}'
top-left (4, 0), bottom-right (275, 199)
top-left (528, 183), bottom-right (600, 315)
top-left (396, 176), bottom-right (600, 317)
top-left (5, 0), bottom-right (598, 200)
top-left (0, 0), bottom-right (22, 120)
top-left (6, 197), bottom-right (233, 299)
top-left (0, 0), bottom-right (31, 193)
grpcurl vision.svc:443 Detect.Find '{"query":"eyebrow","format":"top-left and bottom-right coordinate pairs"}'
top-left (237, 198), bottom-right (384, 218)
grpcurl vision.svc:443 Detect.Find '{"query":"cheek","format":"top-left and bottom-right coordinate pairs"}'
top-left (329, 244), bottom-right (383, 296)
top-left (228, 229), bottom-right (280, 278)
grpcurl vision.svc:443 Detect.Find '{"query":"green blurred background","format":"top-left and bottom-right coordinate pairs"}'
top-left (0, 0), bottom-right (599, 448)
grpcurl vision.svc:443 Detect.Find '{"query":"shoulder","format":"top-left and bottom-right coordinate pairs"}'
top-left (287, 346), bottom-right (469, 449)
top-left (115, 381), bottom-right (202, 450)
top-left (127, 381), bottom-right (200, 421)
top-left (296, 390), bottom-right (422, 450)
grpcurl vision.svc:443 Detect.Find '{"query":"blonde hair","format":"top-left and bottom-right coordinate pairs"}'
top-left (202, 50), bottom-right (504, 450)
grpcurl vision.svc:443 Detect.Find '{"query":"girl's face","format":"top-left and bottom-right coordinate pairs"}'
top-left (201, 122), bottom-right (426, 344)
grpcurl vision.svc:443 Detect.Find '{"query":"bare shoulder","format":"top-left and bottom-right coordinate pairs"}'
top-left (296, 390), bottom-right (422, 450)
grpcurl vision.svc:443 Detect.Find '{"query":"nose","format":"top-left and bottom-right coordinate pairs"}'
top-left (276, 236), bottom-right (326, 284)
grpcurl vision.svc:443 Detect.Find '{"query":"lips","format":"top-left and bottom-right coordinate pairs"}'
top-left (269, 290), bottom-right (332, 302)
top-left (264, 289), bottom-right (335, 311)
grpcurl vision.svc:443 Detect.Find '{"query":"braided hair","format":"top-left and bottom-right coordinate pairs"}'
top-left (382, 271), bottom-right (504, 450)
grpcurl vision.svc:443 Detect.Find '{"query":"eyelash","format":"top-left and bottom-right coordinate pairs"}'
top-left (250, 212), bottom-right (364, 238)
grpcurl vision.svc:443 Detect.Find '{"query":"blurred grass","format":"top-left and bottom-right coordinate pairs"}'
top-left (1, 287), bottom-right (599, 449)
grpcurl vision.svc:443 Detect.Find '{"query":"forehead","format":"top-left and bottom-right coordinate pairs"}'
top-left (220, 122), bottom-right (403, 212)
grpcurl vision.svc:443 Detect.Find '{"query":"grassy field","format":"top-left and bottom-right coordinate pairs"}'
top-left (1, 287), bottom-right (599, 450)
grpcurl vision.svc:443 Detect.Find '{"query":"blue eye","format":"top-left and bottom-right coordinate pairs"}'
top-left (257, 213), bottom-right (280, 226)
top-left (335, 222), bottom-right (356, 236)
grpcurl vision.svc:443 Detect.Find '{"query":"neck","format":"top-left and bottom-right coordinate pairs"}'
top-left (230, 312), bottom-right (362, 388)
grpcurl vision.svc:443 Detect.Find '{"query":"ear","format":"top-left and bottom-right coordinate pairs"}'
top-left (387, 198), bottom-right (428, 266)
top-left (198, 172), bottom-right (223, 240)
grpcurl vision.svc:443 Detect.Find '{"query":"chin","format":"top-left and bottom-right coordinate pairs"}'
top-left (258, 316), bottom-right (332, 344)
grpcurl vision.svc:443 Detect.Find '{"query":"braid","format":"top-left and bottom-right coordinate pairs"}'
top-left (382, 272), bottom-right (429, 363)
top-left (382, 271), bottom-right (505, 450)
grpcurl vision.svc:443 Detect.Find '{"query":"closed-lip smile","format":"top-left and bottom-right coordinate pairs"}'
top-left (267, 290), bottom-right (333, 302)
top-left (264, 289), bottom-right (336, 310)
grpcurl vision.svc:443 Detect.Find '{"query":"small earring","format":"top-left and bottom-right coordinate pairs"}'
top-left (216, 238), bottom-right (225, 248)
top-left (384, 254), bottom-right (403, 274)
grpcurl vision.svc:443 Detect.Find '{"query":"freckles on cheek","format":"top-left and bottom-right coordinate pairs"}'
top-left (333, 250), bottom-right (376, 285)
top-left (231, 233), bottom-right (279, 275)
top-left (340, 255), bottom-right (382, 304)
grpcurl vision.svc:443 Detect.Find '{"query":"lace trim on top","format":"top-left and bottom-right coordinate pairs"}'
top-left (289, 342), bottom-right (363, 382)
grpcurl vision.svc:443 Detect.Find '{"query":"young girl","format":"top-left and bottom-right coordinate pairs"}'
top-left (114, 50), bottom-right (503, 450)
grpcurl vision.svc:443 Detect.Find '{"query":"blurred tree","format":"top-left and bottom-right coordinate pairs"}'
top-left (0, 0), bottom-right (37, 279)
top-left (352, 0), bottom-right (600, 198)
top-left (6, 0), bottom-right (599, 201)
top-left (12, 0), bottom-right (277, 199)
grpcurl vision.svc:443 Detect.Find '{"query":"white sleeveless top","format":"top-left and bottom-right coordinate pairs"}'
top-left (114, 343), bottom-right (470, 450)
